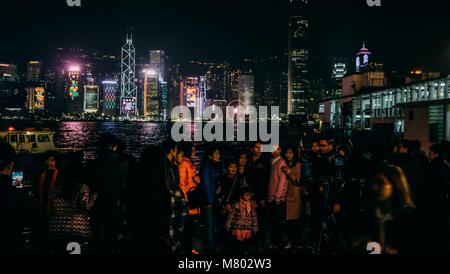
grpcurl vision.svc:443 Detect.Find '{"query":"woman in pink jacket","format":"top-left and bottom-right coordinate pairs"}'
top-left (266, 145), bottom-right (288, 249)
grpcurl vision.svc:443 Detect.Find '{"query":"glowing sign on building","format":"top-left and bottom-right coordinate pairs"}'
top-left (182, 77), bottom-right (200, 109)
top-left (26, 87), bottom-right (45, 113)
top-left (68, 66), bottom-right (81, 99)
top-left (121, 97), bottom-right (136, 116)
top-left (34, 87), bottom-right (45, 110)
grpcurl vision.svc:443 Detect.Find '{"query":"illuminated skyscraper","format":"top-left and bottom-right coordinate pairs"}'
top-left (143, 69), bottom-right (159, 119)
top-left (150, 50), bottom-right (165, 81)
top-left (26, 61), bottom-right (42, 83)
top-left (160, 81), bottom-right (169, 121)
top-left (84, 85), bottom-right (99, 113)
top-left (26, 87), bottom-right (45, 114)
top-left (102, 80), bottom-right (118, 117)
top-left (65, 65), bottom-right (84, 114)
top-left (238, 74), bottom-right (254, 108)
top-left (120, 33), bottom-right (138, 116)
top-left (331, 62), bottom-right (347, 97)
top-left (0, 63), bottom-right (19, 82)
top-left (196, 76), bottom-right (206, 120)
top-left (288, 0), bottom-right (309, 115)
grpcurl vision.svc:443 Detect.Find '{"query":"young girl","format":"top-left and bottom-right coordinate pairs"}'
top-left (225, 187), bottom-right (259, 253)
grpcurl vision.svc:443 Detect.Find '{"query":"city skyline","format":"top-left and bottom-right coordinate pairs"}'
top-left (1, 0), bottom-right (449, 75)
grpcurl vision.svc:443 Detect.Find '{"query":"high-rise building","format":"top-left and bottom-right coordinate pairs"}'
top-left (333, 63), bottom-right (347, 79)
top-left (160, 81), bottom-right (169, 121)
top-left (331, 62), bottom-right (347, 97)
top-left (168, 63), bottom-right (182, 113)
top-left (288, 0), bottom-right (310, 115)
top-left (143, 69), bottom-right (159, 119)
top-left (120, 34), bottom-right (138, 117)
top-left (26, 87), bottom-right (45, 114)
top-left (197, 76), bottom-right (206, 120)
top-left (238, 74), bottom-right (255, 108)
top-left (102, 80), bottom-right (118, 117)
top-left (84, 85), bottom-right (99, 113)
top-left (180, 77), bottom-right (202, 119)
top-left (0, 63), bottom-right (19, 82)
top-left (26, 61), bottom-right (42, 82)
top-left (64, 65), bottom-right (84, 114)
top-left (43, 68), bottom-right (57, 114)
top-left (150, 50), bottom-right (165, 81)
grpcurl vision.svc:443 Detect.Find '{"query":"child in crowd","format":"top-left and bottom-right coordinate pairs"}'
top-left (225, 187), bottom-right (259, 254)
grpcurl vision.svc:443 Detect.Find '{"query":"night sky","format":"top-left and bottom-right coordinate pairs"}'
top-left (1, 0), bottom-right (449, 75)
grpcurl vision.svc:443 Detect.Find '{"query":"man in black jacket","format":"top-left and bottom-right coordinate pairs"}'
top-left (87, 134), bottom-right (132, 254)
top-left (247, 142), bottom-right (270, 248)
top-left (0, 141), bottom-right (28, 254)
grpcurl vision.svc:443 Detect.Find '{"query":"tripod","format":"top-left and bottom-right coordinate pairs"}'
top-left (316, 178), bottom-right (349, 254)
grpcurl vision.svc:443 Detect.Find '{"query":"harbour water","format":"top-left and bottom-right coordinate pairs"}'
top-left (0, 120), bottom-right (302, 160)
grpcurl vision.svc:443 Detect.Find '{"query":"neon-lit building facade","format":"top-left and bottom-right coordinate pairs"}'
top-left (102, 80), bottom-right (118, 116)
top-left (181, 77), bottom-right (199, 109)
top-left (68, 66), bottom-right (80, 99)
top-left (179, 76), bottom-right (206, 120)
top-left (84, 85), bottom-right (99, 113)
top-left (65, 65), bottom-right (84, 114)
top-left (26, 87), bottom-right (45, 113)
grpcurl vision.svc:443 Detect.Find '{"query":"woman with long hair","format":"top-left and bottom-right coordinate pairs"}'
top-left (282, 145), bottom-right (302, 250)
top-left (47, 157), bottom-right (97, 254)
top-left (127, 145), bottom-right (187, 254)
top-left (363, 164), bottom-right (416, 254)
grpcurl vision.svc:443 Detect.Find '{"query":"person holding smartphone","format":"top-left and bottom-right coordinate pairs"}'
top-left (0, 141), bottom-right (29, 254)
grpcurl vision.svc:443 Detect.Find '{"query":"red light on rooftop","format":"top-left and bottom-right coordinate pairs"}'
top-left (8, 127), bottom-right (15, 131)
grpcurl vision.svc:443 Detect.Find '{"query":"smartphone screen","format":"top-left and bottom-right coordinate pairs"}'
top-left (12, 171), bottom-right (24, 188)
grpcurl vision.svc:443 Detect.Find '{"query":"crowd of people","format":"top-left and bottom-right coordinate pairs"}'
top-left (0, 133), bottom-right (449, 254)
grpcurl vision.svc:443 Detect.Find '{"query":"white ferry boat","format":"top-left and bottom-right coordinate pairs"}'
top-left (0, 127), bottom-right (75, 154)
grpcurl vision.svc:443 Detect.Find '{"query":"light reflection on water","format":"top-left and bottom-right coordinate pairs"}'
top-left (1, 121), bottom-right (300, 160)
top-left (55, 122), bottom-right (171, 159)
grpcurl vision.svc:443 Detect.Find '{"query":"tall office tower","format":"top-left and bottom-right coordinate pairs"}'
top-left (238, 74), bottom-right (255, 108)
top-left (102, 80), bottom-right (119, 117)
top-left (26, 61), bottom-right (42, 83)
top-left (288, 0), bottom-right (310, 115)
top-left (168, 63), bottom-right (182, 113)
top-left (332, 62), bottom-right (347, 97)
top-left (84, 85), bottom-right (99, 113)
top-left (206, 63), bottom-right (230, 101)
top-left (120, 33), bottom-right (138, 117)
top-left (65, 65), bottom-right (84, 114)
top-left (195, 76), bottom-right (206, 120)
top-left (180, 77), bottom-right (200, 118)
top-left (143, 69), bottom-right (159, 119)
top-left (160, 81), bottom-right (169, 121)
top-left (0, 63), bottom-right (19, 82)
top-left (26, 87), bottom-right (45, 114)
top-left (149, 50), bottom-right (165, 81)
top-left (43, 68), bottom-right (57, 114)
